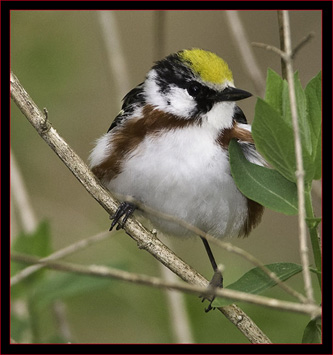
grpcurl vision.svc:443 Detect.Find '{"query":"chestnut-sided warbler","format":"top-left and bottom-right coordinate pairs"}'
top-left (89, 48), bottom-right (264, 311)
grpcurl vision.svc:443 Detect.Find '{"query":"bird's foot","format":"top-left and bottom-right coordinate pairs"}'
top-left (109, 202), bottom-right (136, 231)
top-left (200, 268), bottom-right (223, 312)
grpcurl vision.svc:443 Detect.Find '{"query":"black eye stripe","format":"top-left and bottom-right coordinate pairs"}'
top-left (186, 82), bottom-right (217, 100)
top-left (187, 82), bottom-right (203, 97)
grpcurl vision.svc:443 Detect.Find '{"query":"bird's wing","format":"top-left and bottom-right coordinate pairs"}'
top-left (107, 82), bottom-right (145, 132)
top-left (232, 105), bottom-right (248, 124)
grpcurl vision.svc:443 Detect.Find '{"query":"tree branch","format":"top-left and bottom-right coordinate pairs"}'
top-left (11, 252), bottom-right (321, 319)
top-left (10, 71), bottom-right (272, 343)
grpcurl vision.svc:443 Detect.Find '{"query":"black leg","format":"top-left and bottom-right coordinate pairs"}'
top-left (201, 237), bottom-right (219, 272)
top-left (109, 202), bottom-right (136, 231)
top-left (200, 236), bottom-right (223, 312)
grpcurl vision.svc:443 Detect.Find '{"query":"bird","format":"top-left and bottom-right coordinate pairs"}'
top-left (89, 48), bottom-right (265, 311)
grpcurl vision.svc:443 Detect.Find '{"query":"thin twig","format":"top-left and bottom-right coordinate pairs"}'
top-left (277, 11), bottom-right (287, 80)
top-left (252, 42), bottom-right (286, 60)
top-left (10, 230), bottom-right (110, 286)
top-left (291, 32), bottom-right (315, 59)
top-left (10, 71), bottom-right (271, 343)
top-left (11, 253), bottom-right (321, 319)
top-left (281, 10), bottom-right (314, 304)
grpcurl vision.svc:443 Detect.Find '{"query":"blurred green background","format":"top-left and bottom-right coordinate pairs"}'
top-left (10, 10), bottom-right (321, 344)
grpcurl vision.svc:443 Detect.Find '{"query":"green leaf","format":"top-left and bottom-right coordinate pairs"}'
top-left (264, 69), bottom-right (292, 127)
top-left (229, 139), bottom-right (298, 215)
top-left (213, 262), bottom-right (302, 307)
top-left (305, 71), bottom-right (322, 180)
top-left (302, 318), bottom-right (321, 343)
top-left (252, 69), bottom-right (322, 184)
top-left (295, 72), bottom-right (312, 152)
top-left (264, 69), bottom-right (287, 113)
top-left (252, 98), bottom-right (297, 182)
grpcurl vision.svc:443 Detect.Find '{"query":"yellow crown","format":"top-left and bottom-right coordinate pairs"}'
top-left (179, 48), bottom-right (233, 85)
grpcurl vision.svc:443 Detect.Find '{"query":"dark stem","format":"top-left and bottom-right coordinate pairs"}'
top-left (277, 10), bottom-right (287, 80)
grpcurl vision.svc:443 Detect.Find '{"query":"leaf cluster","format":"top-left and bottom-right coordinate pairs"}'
top-left (229, 69), bottom-right (321, 216)
top-left (228, 69), bottom-right (322, 343)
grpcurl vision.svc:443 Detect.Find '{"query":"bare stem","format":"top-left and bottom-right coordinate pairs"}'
top-left (252, 42), bottom-right (286, 60)
top-left (11, 252), bottom-right (321, 319)
top-left (291, 32), bottom-right (315, 58)
top-left (277, 11), bottom-right (287, 80)
top-left (281, 10), bottom-right (314, 304)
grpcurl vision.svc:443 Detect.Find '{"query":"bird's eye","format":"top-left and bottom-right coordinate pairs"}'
top-left (187, 83), bottom-right (202, 97)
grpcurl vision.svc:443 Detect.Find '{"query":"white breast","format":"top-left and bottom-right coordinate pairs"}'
top-left (105, 126), bottom-right (249, 239)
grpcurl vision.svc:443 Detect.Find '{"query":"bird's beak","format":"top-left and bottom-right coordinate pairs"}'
top-left (213, 87), bottom-right (252, 102)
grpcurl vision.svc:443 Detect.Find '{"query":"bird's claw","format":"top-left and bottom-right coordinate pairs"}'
top-left (200, 269), bottom-right (223, 313)
top-left (109, 202), bottom-right (136, 231)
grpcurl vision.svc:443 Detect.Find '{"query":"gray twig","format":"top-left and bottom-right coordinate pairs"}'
top-left (11, 253), bottom-right (321, 319)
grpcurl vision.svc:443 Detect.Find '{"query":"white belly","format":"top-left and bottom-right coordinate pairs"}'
top-left (106, 126), bottom-right (248, 238)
